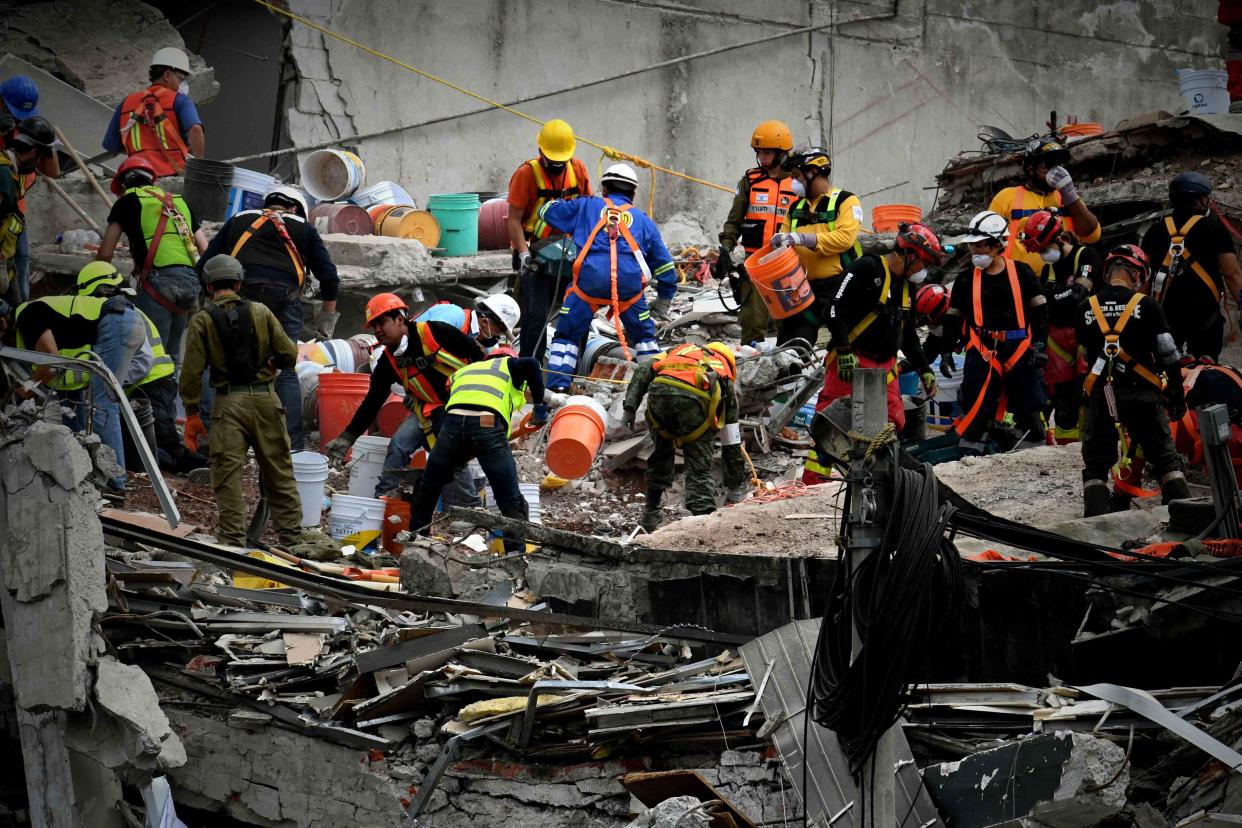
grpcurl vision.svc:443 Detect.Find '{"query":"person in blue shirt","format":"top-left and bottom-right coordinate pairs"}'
top-left (537, 162), bottom-right (677, 391)
top-left (102, 47), bottom-right (204, 176)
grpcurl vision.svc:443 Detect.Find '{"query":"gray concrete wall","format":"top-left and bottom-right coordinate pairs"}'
top-left (284, 0), bottom-right (1223, 233)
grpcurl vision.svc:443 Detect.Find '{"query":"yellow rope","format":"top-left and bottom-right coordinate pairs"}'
top-left (254, 0), bottom-right (733, 203)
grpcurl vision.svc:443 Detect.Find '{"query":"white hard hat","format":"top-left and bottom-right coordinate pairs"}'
top-left (264, 186), bottom-right (309, 217)
top-left (477, 293), bottom-right (521, 338)
top-left (150, 47), bottom-right (192, 75)
top-left (960, 210), bottom-right (1010, 244)
top-left (601, 162), bottom-right (639, 189)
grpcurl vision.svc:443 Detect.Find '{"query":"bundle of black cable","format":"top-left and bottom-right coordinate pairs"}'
top-left (809, 459), bottom-right (964, 774)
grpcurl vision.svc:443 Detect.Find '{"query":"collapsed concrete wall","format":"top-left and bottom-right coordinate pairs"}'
top-left (281, 0), bottom-right (1220, 227)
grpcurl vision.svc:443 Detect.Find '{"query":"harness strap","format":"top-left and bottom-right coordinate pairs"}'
top-left (569, 198), bottom-right (652, 359)
top-left (647, 377), bottom-right (723, 446)
top-left (230, 211), bottom-right (307, 285)
top-left (953, 260), bottom-right (1030, 436)
top-left (1082, 294), bottom-right (1163, 395)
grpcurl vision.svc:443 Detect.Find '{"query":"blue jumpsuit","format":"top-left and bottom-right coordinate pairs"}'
top-left (537, 194), bottom-right (677, 391)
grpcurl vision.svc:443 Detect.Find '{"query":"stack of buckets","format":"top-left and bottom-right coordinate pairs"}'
top-left (300, 149), bottom-right (373, 236)
top-left (348, 435), bottom-right (390, 496)
top-left (427, 193), bottom-right (481, 257)
top-left (291, 451), bottom-right (330, 527)
top-left (545, 396), bottom-right (609, 480)
top-left (871, 204), bottom-right (923, 233)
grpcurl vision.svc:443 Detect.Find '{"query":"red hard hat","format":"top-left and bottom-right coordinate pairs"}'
top-left (895, 222), bottom-right (945, 267)
top-left (914, 283), bottom-right (950, 324)
top-left (1019, 209), bottom-right (1063, 253)
top-left (488, 345), bottom-right (518, 358)
top-left (1105, 243), bottom-right (1150, 279)
top-left (365, 292), bottom-right (408, 325)
top-left (111, 155), bottom-right (158, 195)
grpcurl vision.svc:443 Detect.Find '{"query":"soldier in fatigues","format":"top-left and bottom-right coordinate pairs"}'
top-left (623, 342), bottom-right (749, 531)
top-left (180, 255), bottom-right (337, 558)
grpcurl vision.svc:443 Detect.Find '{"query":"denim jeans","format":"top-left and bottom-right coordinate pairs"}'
top-left (378, 406), bottom-right (479, 505)
top-left (13, 229), bottom-right (29, 304)
top-left (412, 412), bottom-right (527, 552)
top-left (268, 298), bottom-right (305, 450)
top-left (133, 265), bottom-right (198, 373)
top-left (73, 303), bottom-right (145, 489)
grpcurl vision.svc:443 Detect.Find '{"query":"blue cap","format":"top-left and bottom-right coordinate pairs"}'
top-left (0, 76), bottom-right (39, 119)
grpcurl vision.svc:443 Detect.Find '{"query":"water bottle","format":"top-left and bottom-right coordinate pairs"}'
top-left (58, 228), bottom-right (102, 253)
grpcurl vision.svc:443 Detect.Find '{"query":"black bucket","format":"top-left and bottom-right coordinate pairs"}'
top-left (121, 397), bottom-right (158, 471)
top-left (182, 158), bottom-right (235, 223)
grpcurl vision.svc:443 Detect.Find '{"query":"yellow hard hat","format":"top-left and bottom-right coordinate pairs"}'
top-left (751, 120), bottom-right (793, 152)
top-left (706, 342), bottom-right (736, 377)
top-left (77, 261), bottom-right (126, 296)
top-left (537, 119), bottom-right (576, 162)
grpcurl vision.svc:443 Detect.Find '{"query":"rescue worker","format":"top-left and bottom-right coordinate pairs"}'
top-left (411, 352), bottom-right (565, 552)
top-left (0, 78), bottom-right (60, 305)
top-left (923, 210), bottom-right (1049, 453)
top-left (102, 47), bottom-right (204, 176)
top-left (1141, 172), bottom-right (1242, 361)
top-left (324, 293), bottom-right (487, 500)
top-left (0, 119), bottom-right (50, 306)
top-left (506, 119), bottom-right (592, 362)
top-left (1018, 208), bottom-right (1104, 443)
top-left (1076, 244), bottom-right (1190, 517)
top-left (622, 342), bottom-right (747, 532)
top-left (539, 162), bottom-right (678, 392)
top-left (769, 147), bottom-right (864, 347)
top-left (801, 223), bottom-right (945, 483)
top-left (1170, 357), bottom-right (1242, 490)
top-left (201, 186), bottom-right (339, 449)
top-left (988, 138), bottom-right (1101, 273)
top-left (180, 255), bottom-right (337, 557)
top-left (716, 120), bottom-right (798, 345)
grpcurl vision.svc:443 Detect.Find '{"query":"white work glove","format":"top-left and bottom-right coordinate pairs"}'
top-left (1045, 165), bottom-right (1080, 206)
top-left (770, 232), bottom-right (798, 248)
top-left (543, 390), bottom-right (569, 407)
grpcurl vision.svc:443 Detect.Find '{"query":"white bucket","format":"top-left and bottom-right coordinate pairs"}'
top-left (348, 435), bottom-right (390, 496)
top-left (328, 493), bottom-right (386, 540)
top-left (1178, 68), bottom-right (1230, 116)
top-left (225, 167), bottom-right (278, 219)
top-left (482, 481), bottom-right (542, 524)
top-left (300, 148), bottom-right (366, 201)
top-left (351, 180), bottom-right (416, 210)
top-left (291, 451), bottom-right (330, 527)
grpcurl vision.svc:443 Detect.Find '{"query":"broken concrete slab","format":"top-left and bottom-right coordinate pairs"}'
top-left (89, 656), bottom-right (185, 773)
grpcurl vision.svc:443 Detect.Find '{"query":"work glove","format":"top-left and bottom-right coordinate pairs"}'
top-left (520, 252), bottom-right (540, 277)
top-left (183, 413), bottom-right (207, 454)
top-left (512, 250), bottom-right (531, 273)
top-left (921, 371), bottom-right (938, 398)
top-left (310, 310), bottom-right (340, 340)
top-left (325, 433), bottom-right (354, 465)
top-left (1032, 345), bottom-right (1049, 370)
top-left (1045, 166), bottom-right (1080, 206)
top-left (713, 245), bottom-right (733, 282)
top-left (622, 408), bottom-right (637, 429)
top-left (939, 353), bottom-right (956, 379)
top-left (769, 232), bottom-right (799, 249)
top-left (281, 530), bottom-right (341, 562)
top-left (836, 350), bottom-right (857, 382)
top-left (543, 390), bottom-right (569, 408)
top-left (532, 403), bottom-right (551, 426)
top-left (651, 296), bottom-right (673, 320)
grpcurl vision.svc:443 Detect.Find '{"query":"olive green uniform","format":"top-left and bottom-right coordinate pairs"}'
top-left (719, 168), bottom-right (793, 345)
top-left (625, 361), bottom-right (747, 515)
top-left (180, 292), bottom-right (302, 543)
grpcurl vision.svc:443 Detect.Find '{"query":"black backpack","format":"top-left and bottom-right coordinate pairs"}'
top-left (205, 300), bottom-right (262, 385)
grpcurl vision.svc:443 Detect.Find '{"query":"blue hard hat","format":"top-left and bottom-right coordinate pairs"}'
top-left (0, 76), bottom-right (39, 119)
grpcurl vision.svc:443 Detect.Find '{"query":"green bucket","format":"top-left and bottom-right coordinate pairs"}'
top-left (427, 193), bottom-right (481, 257)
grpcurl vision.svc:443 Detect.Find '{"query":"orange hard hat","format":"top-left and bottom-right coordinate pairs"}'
top-left (111, 155), bottom-right (158, 195)
top-left (751, 120), bottom-right (794, 152)
top-left (365, 292), bottom-right (408, 325)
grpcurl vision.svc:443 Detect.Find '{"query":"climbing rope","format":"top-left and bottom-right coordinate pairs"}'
top-left (847, 422), bottom-right (897, 462)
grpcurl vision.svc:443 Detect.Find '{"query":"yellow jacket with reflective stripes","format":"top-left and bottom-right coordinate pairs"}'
top-left (446, 357), bottom-right (527, 426)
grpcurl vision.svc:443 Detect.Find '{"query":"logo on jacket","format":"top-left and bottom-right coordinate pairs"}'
top-left (599, 206), bottom-right (634, 228)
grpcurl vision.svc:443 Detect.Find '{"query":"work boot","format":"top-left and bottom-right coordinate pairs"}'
top-left (1109, 492), bottom-right (1134, 514)
top-left (1083, 480), bottom-right (1111, 518)
top-left (640, 488), bottom-right (664, 533)
top-left (186, 467), bottom-right (212, 486)
top-left (280, 529), bottom-right (341, 561)
top-left (725, 484), bottom-right (750, 505)
top-left (1161, 472), bottom-right (1192, 504)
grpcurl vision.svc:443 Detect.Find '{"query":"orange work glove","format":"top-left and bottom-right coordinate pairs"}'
top-left (183, 413), bottom-right (207, 453)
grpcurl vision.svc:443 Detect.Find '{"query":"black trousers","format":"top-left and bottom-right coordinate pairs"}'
top-left (1080, 384), bottom-right (1181, 482)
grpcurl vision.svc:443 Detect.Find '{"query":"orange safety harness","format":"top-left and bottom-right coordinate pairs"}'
top-left (569, 197), bottom-right (652, 360)
top-left (119, 85), bottom-right (190, 175)
top-left (648, 343), bottom-right (731, 445)
top-left (383, 322), bottom-right (471, 446)
top-left (1152, 215), bottom-right (1220, 304)
top-left (953, 259), bottom-right (1031, 436)
top-left (229, 210), bottom-right (307, 285)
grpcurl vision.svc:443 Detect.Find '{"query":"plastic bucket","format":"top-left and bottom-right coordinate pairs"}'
top-left (318, 372), bottom-right (372, 450)
top-left (871, 204), bottom-right (923, 233)
top-left (1058, 123), bottom-right (1104, 139)
top-left (477, 197), bottom-right (509, 250)
top-left (350, 180), bottom-right (415, 210)
top-left (1179, 68), bottom-right (1229, 115)
top-left (226, 167), bottom-right (277, 219)
top-left (377, 392), bottom-right (408, 437)
top-left (292, 451), bottom-right (329, 527)
top-left (427, 193), bottom-right (481, 257)
top-left (328, 493), bottom-right (386, 541)
top-left (348, 435), bottom-right (390, 496)
top-left (310, 202), bottom-right (373, 236)
top-left (898, 370), bottom-right (920, 396)
top-left (182, 158), bottom-right (234, 223)
top-left (482, 481), bottom-right (542, 524)
top-left (545, 395), bottom-right (607, 479)
top-left (371, 204), bottom-right (441, 246)
top-left (300, 148), bottom-right (366, 201)
top-left (380, 496), bottom-right (411, 554)
top-left (743, 244), bottom-right (814, 320)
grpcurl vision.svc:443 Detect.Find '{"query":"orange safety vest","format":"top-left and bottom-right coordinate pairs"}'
top-left (649, 344), bottom-right (731, 445)
top-left (953, 259), bottom-right (1032, 436)
top-left (17, 170), bottom-right (35, 215)
top-left (569, 197), bottom-right (652, 358)
top-left (740, 169), bottom-right (798, 253)
top-left (118, 84), bottom-right (189, 177)
top-left (229, 210), bottom-right (307, 285)
top-left (383, 321), bottom-right (471, 409)
top-left (523, 159), bottom-right (580, 241)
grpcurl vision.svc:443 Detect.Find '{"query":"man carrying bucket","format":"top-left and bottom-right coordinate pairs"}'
top-left (102, 47), bottom-right (204, 176)
top-left (538, 162), bottom-right (678, 393)
top-left (180, 255), bottom-right (338, 558)
top-left (622, 342), bottom-right (747, 532)
top-left (411, 349), bottom-right (566, 553)
top-left (800, 223), bottom-right (946, 484)
top-left (769, 147), bottom-right (864, 347)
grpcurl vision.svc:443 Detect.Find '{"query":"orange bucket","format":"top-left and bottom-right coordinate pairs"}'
top-left (545, 396), bottom-right (607, 479)
top-left (317, 371), bottom-right (372, 450)
top-left (380, 496), bottom-right (411, 555)
top-left (376, 392), bottom-right (409, 437)
top-left (871, 204), bottom-right (922, 233)
top-left (743, 244), bottom-right (814, 320)
top-left (1059, 122), bottom-right (1104, 139)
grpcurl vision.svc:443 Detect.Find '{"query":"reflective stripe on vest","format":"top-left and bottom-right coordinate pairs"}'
top-left (742, 171), bottom-right (799, 253)
top-left (446, 357), bottom-right (527, 425)
top-left (383, 322), bottom-right (470, 407)
top-left (15, 296), bottom-right (101, 390)
top-left (788, 188), bottom-right (863, 267)
top-left (133, 186), bottom-right (196, 270)
top-left (229, 210), bottom-right (306, 285)
top-left (1155, 214), bottom-right (1220, 304)
top-left (119, 85), bottom-right (189, 176)
top-left (1082, 293), bottom-right (1164, 395)
top-left (133, 311), bottom-right (175, 387)
top-left (523, 159), bottom-right (580, 241)
top-left (648, 344), bottom-right (727, 446)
